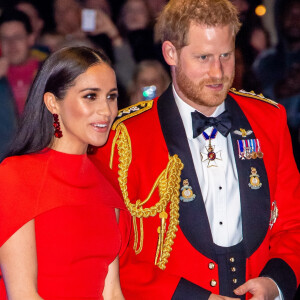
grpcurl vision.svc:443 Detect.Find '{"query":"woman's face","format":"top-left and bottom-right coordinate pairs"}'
top-left (49, 63), bottom-right (118, 154)
top-left (123, 0), bottom-right (150, 31)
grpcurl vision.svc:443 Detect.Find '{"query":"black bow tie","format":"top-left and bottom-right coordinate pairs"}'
top-left (191, 110), bottom-right (232, 138)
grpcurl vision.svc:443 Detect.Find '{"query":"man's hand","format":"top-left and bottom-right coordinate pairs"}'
top-left (234, 277), bottom-right (279, 300)
top-left (209, 294), bottom-right (240, 300)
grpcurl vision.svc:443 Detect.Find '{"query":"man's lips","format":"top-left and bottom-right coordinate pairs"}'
top-left (205, 83), bottom-right (224, 90)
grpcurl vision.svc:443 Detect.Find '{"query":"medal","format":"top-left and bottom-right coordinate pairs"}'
top-left (269, 201), bottom-right (278, 229)
top-left (200, 128), bottom-right (222, 167)
top-left (248, 167), bottom-right (262, 189)
top-left (256, 139), bottom-right (264, 158)
top-left (180, 179), bottom-right (196, 202)
top-left (245, 147), bottom-right (252, 160)
top-left (251, 152), bottom-right (257, 159)
top-left (237, 138), bottom-right (264, 160)
top-left (257, 151), bottom-right (264, 158)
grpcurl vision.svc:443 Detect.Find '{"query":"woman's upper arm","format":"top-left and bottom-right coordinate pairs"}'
top-left (0, 219), bottom-right (42, 300)
top-left (103, 209), bottom-right (124, 299)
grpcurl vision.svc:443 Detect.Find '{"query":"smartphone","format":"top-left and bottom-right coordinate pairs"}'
top-left (142, 85), bottom-right (157, 100)
top-left (81, 9), bottom-right (96, 32)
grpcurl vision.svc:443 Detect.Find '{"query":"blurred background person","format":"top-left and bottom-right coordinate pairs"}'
top-left (230, 0), bottom-right (269, 92)
top-left (14, 0), bottom-right (50, 60)
top-left (0, 8), bottom-right (43, 116)
top-left (39, 30), bottom-right (65, 53)
top-left (80, 0), bottom-right (112, 17)
top-left (117, 0), bottom-right (160, 63)
top-left (53, 0), bottom-right (83, 38)
top-left (14, 0), bottom-right (49, 60)
top-left (144, 0), bottom-right (167, 17)
top-left (15, 1), bottom-right (44, 45)
top-left (232, 24), bottom-right (271, 92)
top-left (253, 0), bottom-right (300, 169)
top-left (52, 0), bottom-right (135, 107)
top-left (0, 76), bottom-right (17, 157)
top-left (249, 25), bottom-right (271, 62)
top-left (127, 59), bottom-right (170, 105)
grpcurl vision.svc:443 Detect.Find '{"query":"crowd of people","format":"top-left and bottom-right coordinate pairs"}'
top-left (0, 0), bottom-right (299, 168)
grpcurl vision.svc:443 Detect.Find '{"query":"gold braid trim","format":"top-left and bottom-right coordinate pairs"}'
top-left (113, 122), bottom-right (183, 270)
top-left (230, 88), bottom-right (279, 108)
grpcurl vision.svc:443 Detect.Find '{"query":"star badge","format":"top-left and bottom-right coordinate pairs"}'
top-left (201, 143), bottom-right (222, 167)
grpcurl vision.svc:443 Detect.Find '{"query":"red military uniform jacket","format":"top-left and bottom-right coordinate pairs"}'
top-left (91, 86), bottom-right (300, 299)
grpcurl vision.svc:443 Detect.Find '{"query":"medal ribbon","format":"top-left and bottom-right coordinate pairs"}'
top-left (202, 128), bottom-right (218, 140)
top-left (237, 139), bottom-right (263, 159)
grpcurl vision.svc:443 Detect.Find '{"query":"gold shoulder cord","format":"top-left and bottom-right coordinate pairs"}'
top-left (110, 123), bottom-right (184, 270)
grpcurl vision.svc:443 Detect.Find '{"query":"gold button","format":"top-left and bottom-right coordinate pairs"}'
top-left (210, 279), bottom-right (217, 287)
top-left (233, 278), bottom-right (237, 284)
top-left (208, 262), bottom-right (215, 270)
top-left (229, 257), bottom-right (235, 263)
top-left (231, 267), bottom-right (236, 272)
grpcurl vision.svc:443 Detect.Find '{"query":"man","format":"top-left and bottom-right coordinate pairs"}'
top-left (91, 0), bottom-right (300, 299)
top-left (0, 8), bottom-right (41, 115)
top-left (15, 1), bottom-right (45, 45)
top-left (15, 0), bottom-right (49, 62)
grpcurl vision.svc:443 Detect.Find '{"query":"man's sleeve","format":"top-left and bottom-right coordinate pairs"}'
top-left (259, 106), bottom-right (300, 299)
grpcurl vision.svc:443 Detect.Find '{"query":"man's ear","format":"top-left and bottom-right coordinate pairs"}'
top-left (44, 92), bottom-right (59, 114)
top-left (162, 41), bottom-right (178, 66)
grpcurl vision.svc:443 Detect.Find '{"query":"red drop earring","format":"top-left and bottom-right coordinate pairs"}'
top-left (53, 114), bottom-right (63, 138)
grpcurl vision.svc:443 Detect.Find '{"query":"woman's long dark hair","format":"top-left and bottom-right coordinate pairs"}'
top-left (1, 46), bottom-right (111, 162)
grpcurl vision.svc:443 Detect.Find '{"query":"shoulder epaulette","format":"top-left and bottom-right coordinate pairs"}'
top-left (230, 88), bottom-right (279, 108)
top-left (112, 100), bottom-right (153, 130)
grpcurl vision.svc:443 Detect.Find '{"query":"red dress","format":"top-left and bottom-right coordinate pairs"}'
top-left (0, 149), bottom-right (130, 300)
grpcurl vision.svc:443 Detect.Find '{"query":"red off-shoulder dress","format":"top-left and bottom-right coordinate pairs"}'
top-left (0, 149), bottom-right (130, 300)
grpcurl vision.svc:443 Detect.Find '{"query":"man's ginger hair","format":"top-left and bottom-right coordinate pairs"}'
top-left (155, 0), bottom-right (241, 49)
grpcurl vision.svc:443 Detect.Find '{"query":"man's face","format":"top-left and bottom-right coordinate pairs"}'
top-left (16, 2), bottom-right (44, 39)
top-left (54, 0), bottom-right (81, 35)
top-left (0, 21), bottom-right (33, 65)
top-left (172, 23), bottom-right (235, 115)
top-left (283, 2), bottom-right (300, 45)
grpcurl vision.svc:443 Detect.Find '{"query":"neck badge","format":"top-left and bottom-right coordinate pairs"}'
top-left (200, 128), bottom-right (222, 167)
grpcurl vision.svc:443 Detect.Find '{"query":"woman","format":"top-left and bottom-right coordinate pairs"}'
top-left (127, 59), bottom-right (170, 105)
top-left (117, 0), bottom-right (158, 63)
top-left (0, 46), bottom-right (128, 299)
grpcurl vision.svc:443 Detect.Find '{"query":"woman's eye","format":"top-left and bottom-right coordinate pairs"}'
top-left (84, 93), bottom-right (97, 100)
top-left (107, 93), bottom-right (118, 101)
